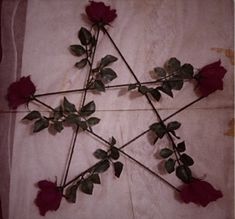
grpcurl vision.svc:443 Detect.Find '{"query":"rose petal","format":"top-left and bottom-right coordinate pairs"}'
top-left (35, 180), bottom-right (62, 216)
top-left (195, 60), bottom-right (227, 97)
top-left (85, 1), bottom-right (117, 25)
top-left (180, 179), bottom-right (223, 207)
top-left (6, 76), bottom-right (36, 109)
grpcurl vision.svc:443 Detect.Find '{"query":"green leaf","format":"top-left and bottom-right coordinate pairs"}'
top-left (87, 117), bottom-right (100, 127)
top-left (70, 45), bottom-right (85, 56)
top-left (77, 120), bottom-right (88, 130)
top-left (160, 148), bottom-right (173, 158)
top-left (75, 58), bottom-right (87, 69)
top-left (150, 123), bottom-right (166, 138)
top-left (80, 101), bottom-right (95, 117)
top-left (22, 111), bottom-right (41, 120)
top-left (164, 158), bottom-right (175, 173)
top-left (168, 76), bottom-right (184, 90)
top-left (177, 141), bottom-right (186, 152)
top-left (100, 68), bottom-right (117, 84)
top-left (154, 67), bottom-right (166, 78)
top-left (54, 105), bottom-right (63, 120)
top-left (180, 153), bottom-right (194, 166)
top-left (93, 80), bottom-right (105, 92)
top-left (150, 88), bottom-right (161, 101)
top-left (110, 136), bottom-right (116, 145)
top-left (78, 27), bottom-right (92, 45)
top-left (80, 179), bottom-right (93, 195)
top-left (138, 86), bottom-right (150, 95)
top-left (53, 121), bottom-right (64, 132)
top-left (88, 174), bottom-right (101, 184)
top-left (110, 147), bottom-right (120, 160)
top-left (113, 161), bottom-right (123, 178)
top-left (170, 130), bottom-right (180, 139)
top-left (179, 64), bottom-right (194, 79)
top-left (165, 57), bottom-right (181, 73)
top-left (65, 184), bottom-right (78, 203)
top-left (63, 97), bottom-right (77, 113)
top-left (64, 114), bottom-right (80, 125)
top-left (100, 55), bottom-right (118, 68)
top-left (176, 165), bottom-right (192, 183)
top-left (94, 159), bottom-right (110, 173)
top-left (128, 84), bottom-right (137, 91)
top-left (93, 149), bottom-right (107, 159)
top-left (33, 118), bottom-right (49, 133)
top-left (158, 82), bottom-right (173, 97)
top-left (167, 121), bottom-right (181, 131)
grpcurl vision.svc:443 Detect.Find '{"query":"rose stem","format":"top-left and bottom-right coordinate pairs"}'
top-left (61, 27), bottom-right (101, 188)
top-left (163, 96), bottom-right (204, 121)
top-left (31, 97), bottom-right (54, 111)
top-left (103, 27), bottom-right (185, 165)
top-left (33, 76), bottom-right (185, 98)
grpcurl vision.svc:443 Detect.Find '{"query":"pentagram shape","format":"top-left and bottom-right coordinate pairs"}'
top-left (3, 1), bottom-right (232, 219)
top-left (23, 18), bottom-right (206, 210)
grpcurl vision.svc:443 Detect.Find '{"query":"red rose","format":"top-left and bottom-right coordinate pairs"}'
top-left (85, 1), bottom-right (117, 25)
top-left (6, 76), bottom-right (36, 109)
top-left (35, 180), bottom-right (63, 216)
top-left (195, 60), bottom-right (227, 97)
top-left (179, 179), bottom-right (223, 207)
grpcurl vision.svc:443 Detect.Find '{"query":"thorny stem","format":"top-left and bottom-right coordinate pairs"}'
top-left (102, 27), bottom-right (141, 84)
top-left (62, 27), bottom-right (100, 188)
top-left (34, 78), bottom-right (186, 98)
top-left (81, 27), bottom-right (100, 106)
top-left (62, 126), bottom-right (79, 187)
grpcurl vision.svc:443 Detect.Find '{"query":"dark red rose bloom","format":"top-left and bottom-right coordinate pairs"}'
top-left (195, 60), bottom-right (227, 97)
top-left (179, 179), bottom-right (223, 207)
top-left (35, 180), bottom-right (63, 216)
top-left (85, 1), bottom-right (117, 25)
top-left (6, 76), bottom-right (36, 109)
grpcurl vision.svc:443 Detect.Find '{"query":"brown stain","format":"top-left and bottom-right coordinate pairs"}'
top-left (211, 48), bottom-right (234, 65)
top-left (224, 118), bottom-right (235, 137)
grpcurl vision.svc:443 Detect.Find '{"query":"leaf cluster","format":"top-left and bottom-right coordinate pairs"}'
top-left (22, 98), bottom-right (100, 133)
top-left (150, 121), bottom-right (181, 139)
top-left (65, 137), bottom-right (123, 203)
top-left (159, 141), bottom-right (194, 183)
top-left (70, 27), bottom-right (96, 69)
top-left (93, 137), bottom-right (124, 178)
top-left (65, 172), bottom-right (101, 203)
top-left (128, 57), bottom-right (194, 101)
top-left (89, 55), bottom-right (118, 92)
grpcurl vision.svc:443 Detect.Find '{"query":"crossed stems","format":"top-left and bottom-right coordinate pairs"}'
top-left (34, 76), bottom-right (188, 98)
top-left (31, 25), bottom-right (204, 194)
top-left (102, 27), bottom-right (187, 167)
top-left (32, 94), bottom-right (203, 193)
